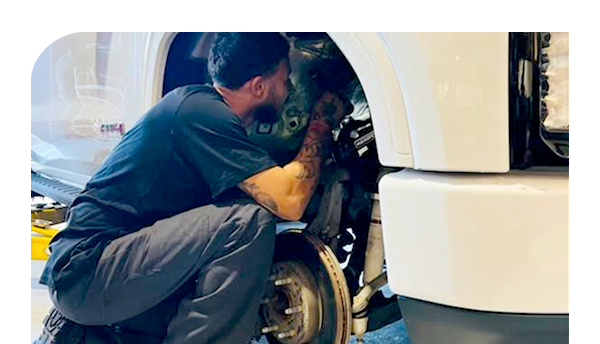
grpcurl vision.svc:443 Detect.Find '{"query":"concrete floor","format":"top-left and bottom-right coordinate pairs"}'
top-left (253, 320), bottom-right (412, 344)
top-left (254, 321), bottom-right (412, 344)
top-left (31, 260), bottom-right (53, 342)
top-left (31, 259), bottom-right (412, 344)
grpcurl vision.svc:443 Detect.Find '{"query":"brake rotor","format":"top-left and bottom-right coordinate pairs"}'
top-left (261, 229), bottom-right (352, 344)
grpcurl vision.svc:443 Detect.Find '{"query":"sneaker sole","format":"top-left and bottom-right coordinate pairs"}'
top-left (36, 308), bottom-right (85, 344)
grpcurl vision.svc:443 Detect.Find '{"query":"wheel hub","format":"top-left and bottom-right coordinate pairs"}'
top-left (261, 261), bottom-right (321, 344)
top-left (260, 230), bottom-right (352, 344)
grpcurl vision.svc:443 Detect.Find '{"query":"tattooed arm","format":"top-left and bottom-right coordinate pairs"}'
top-left (239, 92), bottom-right (346, 220)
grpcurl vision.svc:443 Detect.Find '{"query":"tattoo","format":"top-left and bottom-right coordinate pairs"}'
top-left (295, 134), bottom-right (319, 179)
top-left (293, 122), bottom-right (331, 180)
top-left (312, 95), bottom-right (342, 126)
top-left (240, 181), bottom-right (279, 212)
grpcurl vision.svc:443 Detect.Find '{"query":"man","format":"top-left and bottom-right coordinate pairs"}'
top-left (35, 32), bottom-right (348, 344)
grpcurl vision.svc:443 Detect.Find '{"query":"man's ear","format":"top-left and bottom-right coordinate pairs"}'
top-left (249, 76), bottom-right (268, 100)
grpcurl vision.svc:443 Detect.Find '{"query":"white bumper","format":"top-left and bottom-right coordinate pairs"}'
top-left (379, 168), bottom-right (568, 314)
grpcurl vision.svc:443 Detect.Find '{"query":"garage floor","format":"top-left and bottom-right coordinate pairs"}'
top-left (31, 260), bottom-right (54, 342)
top-left (31, 259), bottom-right (412, 344)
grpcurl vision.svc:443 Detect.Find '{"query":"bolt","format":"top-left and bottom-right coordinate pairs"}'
top-left (277, 330), bottom-right (297, 339)
top-left (284, 306), bottom-right (303, 315)
top-left (274, 278), bottom-right (294, 286)
top-left (285, 306), bottom-right (302, 315)
top-left (261, 325), bottom-right (280, 334)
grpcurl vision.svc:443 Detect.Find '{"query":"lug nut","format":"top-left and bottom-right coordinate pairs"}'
top-left (284, 306), bottom-right (303, 315)
top-left (274, 277), bottom-right (294, 286)
top-left (261, 325), bottom-right (280, 334)
top-left (277, 330), bottom-right (297, 339)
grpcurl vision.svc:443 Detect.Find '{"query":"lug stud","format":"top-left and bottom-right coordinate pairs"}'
top-left (261, 325), bottom-right (279, 334)
top-left (274, 277), bottom-right (294, 286)
top-left (284, 306), bottom-right (303, 315)
top-left (277, 330), bottom-right (297, 339)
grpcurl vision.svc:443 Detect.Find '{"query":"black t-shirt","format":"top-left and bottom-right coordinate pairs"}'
top-left (40, 85), bottom-right (277, 289)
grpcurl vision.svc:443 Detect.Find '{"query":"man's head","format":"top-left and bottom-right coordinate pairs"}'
top-left (208, 33), bottom-right (291, 124)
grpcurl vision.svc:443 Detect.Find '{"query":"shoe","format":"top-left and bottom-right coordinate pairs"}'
top-left (34, 308), bottom-right (85, 344)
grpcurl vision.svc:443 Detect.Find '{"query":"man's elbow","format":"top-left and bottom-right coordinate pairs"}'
top-left (278, 212), bottom-right (302, 222)
top-left (278, 196), bottom-right (305, 221)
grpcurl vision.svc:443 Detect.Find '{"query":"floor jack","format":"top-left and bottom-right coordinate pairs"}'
top-left (31, 198), bottom-right (66, 260)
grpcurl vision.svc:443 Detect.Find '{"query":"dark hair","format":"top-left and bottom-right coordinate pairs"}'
top-left (208, 32), bottom-right (290, 89)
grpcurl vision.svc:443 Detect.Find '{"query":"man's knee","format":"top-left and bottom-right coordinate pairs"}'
top-left (246, 203), bottom-right (276, 243)
top-left (225, 198), bottom-right (276, 232)
top-left (253, 204), bottom-right (276, 228)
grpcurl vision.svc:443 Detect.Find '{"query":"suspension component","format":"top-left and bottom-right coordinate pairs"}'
top-left (352, 194), bottom-right (386, 343)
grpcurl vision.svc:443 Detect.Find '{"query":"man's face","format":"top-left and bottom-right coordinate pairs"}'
top-left (268, 60), bottom-right (292, 111)
top-left (252, 60), bottom-right (291, 124)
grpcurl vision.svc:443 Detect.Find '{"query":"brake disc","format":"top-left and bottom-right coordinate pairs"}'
top-left (261, 229), bottom-right (352, 344)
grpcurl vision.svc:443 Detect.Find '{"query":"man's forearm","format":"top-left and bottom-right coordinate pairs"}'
top-left (238, 93), bottom-right (346, 220)
top-left (282, 119), bottom-right (332, 204)
top-left (282, 93), bottom-right (344, 210)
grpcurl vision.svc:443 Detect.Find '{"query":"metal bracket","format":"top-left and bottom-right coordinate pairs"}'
top-left (305, 168), bottom-right (349, 251)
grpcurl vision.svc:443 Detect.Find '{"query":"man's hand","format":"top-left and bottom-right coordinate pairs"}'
top-left (239, 92), bottom-right (348, 220)
top-left (311, 92), bottom-right (352, 128)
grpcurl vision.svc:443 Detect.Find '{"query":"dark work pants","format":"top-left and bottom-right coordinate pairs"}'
top-left (49, 198), bottom-right (276, 344)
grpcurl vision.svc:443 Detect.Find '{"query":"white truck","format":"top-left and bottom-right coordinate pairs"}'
top-left (31, 32), bottom-right (569, 344)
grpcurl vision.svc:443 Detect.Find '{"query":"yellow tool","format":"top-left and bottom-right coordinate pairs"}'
top-left (31, 223), bottom-right (59, 260)
top-left (31, 224), bottom-right (58, 237)
top-left (31, 233), bottom-right (52, 260)
top-left (31, 203), bottom-right (64, 260)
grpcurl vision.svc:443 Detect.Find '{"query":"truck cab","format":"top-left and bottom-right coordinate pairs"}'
top-left (31, 32), bottom-right (569, 344)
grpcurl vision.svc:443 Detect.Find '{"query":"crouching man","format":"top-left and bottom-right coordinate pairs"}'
top-left (35, 32), bottom-right (348, 344)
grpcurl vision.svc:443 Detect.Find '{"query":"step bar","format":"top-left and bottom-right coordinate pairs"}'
top-left (31, 172), bottom-right (83, 207)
